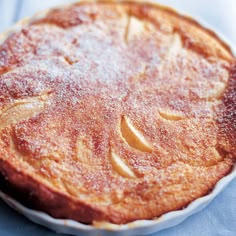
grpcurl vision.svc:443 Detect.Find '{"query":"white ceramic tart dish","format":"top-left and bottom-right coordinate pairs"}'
top-left (0, 0), bottom-right (236, 235)
top-left (0, 165), bottom-right (236, 236)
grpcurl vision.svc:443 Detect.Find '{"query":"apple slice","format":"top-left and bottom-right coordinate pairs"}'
top-left (124, 16), bottom-right (154, 43)
top-left (159, 110), bottom-right (183, 121)
top-left (0, 96), bottom-right (48, 129)
top-left (110, 151), bottom-right (136, 179)
top-left (121, 116), bottom-right (153, 153)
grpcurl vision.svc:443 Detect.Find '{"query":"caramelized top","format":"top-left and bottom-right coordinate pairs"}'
top-left (0, 1), bottom-right (235, 224)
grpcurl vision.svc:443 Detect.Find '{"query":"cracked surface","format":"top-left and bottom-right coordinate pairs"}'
top-left (0, 1), bottom-right (235, 225)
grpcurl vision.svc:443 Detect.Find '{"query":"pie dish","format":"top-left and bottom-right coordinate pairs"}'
top-left (0, 0), bottom-right (235, 234)
top-left (1, 165), bottom-right (235, 235)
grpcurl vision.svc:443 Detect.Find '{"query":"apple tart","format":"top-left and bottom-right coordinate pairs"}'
top-left (0, 0), bottom-right (235, 225)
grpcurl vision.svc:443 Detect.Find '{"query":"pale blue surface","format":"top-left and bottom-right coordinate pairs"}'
top-left (0, 179), bottom-right (235, 236)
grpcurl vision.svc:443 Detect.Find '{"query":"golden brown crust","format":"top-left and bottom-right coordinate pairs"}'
top-left (0, 1), bottom-right (235, 224)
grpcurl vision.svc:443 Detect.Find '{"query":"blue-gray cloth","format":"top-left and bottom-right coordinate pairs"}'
top-left (0, 179), bottom-right (235, 236)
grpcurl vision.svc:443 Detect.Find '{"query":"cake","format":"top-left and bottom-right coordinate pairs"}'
top-left (0, 0), bottom-right (235, 225)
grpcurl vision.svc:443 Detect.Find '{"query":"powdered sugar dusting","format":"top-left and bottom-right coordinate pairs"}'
top-left (0, 1), bottom-right (235, 224)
